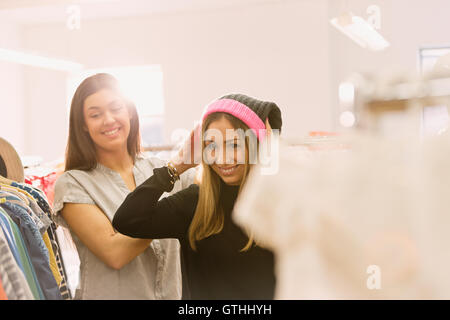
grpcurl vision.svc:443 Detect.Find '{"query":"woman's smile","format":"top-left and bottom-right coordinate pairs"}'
top-left (215, 165), bottom-right (240, 176)
top-left (102, 126), bottom-right (121, 137)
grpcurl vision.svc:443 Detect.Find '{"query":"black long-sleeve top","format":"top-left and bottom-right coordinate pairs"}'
top-left (112, 166), bottom-right (275, 300)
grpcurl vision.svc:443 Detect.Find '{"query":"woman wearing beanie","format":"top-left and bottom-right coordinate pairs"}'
top-left (113, 94), bottom-right (282, 299)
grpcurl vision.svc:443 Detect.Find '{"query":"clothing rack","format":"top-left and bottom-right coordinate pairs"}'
top-left (0, 168), bottom-right (71, 300)
top-left (344, 72), bottom-right (450, 134)
top-left (143, 144), bottom-right (175, 152)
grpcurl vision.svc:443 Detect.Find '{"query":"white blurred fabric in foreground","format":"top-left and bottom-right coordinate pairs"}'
top-left (234, 133), bottom-right (450, 299)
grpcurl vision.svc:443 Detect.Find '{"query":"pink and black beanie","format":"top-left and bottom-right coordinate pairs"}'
top-left (201, 93), bottom-right (282, 141)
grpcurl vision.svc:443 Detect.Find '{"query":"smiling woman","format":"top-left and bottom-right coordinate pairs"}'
top-left (112, 93), bottom-right (283, 299)
top-left (202, 113), bottom-right (249, 186)
top-left (65, 74), bottom-right (141, 172)
top-left (52, 73), bottom-right (195, 299)
top-left (83, 90), bottom-right (132, 157)
top-left (66, 65), bottom-right (165, 148)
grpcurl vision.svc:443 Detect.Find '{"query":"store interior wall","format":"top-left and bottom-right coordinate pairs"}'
top-left (1, 0), bottom-right (332, 162)
top-left (1, 0), bottom-right (450, 162)
top-left (329, 0), bottom-right (450, 128)
top-left (0, 22), bottom-right (25, 155)
top-left (4, 0), bottom-right (330, 163)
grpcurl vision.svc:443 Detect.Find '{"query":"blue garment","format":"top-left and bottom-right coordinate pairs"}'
top-left (9, 183), bottom-right (72, 300)
top-left (1, 202), bottom-right (62, 300)
top-left (4, 184), bottom-right (53, 230)
top-left (0, 208), bottom-right (24, 272)
top-left (0, 190), bottom-right (49, 234)
top-left (11, 182), bottom-right (52, 218)
top-left (0, 195), bottom-right (49, 263)
top-left (0, 191), bottom-right (23, 203)
top-left (0, 207), bottom-right (44, 299)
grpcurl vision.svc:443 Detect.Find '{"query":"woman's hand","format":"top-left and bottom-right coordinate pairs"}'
top-left (193, 166), bottom-right (203, 185)
top-left (170, 123), bottom-right (202, 175)
top-left (265, 118), bottom-right (272, 136)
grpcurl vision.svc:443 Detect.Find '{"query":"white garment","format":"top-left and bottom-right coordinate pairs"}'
top-left (233, 133), bottom-right (450, 299)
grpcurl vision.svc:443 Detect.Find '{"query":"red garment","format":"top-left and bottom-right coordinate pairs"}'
top-left (25, 171), bottom-right (59, 206)
top-left (0, 276), bottom-right (8, 300)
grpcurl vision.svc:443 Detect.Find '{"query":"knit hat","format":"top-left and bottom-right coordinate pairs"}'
top-left (201, 93), bottom-right (282, 141)
top-left (0, 137), bottom-right (24, 182)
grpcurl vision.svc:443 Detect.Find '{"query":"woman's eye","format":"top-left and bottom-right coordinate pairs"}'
top-left (90, 113), bottom-right (100, 118)
top-left (205, 142), bottom-right (217, 151)
top-left (111, 105), bottom-right (123, 112)
top-left (227, 142), bottom-right (240, 150)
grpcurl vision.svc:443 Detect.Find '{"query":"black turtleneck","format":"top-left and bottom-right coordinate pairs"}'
top-left (113, 166), bottom-right (275, 300)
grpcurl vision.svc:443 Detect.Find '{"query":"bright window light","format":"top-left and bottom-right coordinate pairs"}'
top-left (67, 65), bottom-right (164, 117)
top-left (67, 65), bottom-right (165, 146)
top-left (419, 47), bottom-right (450, 137)
top-left (419, 47), bottom-right (450, 74)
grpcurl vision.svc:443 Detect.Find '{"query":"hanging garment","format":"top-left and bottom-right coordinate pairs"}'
top-left (9, 180), bottom-right (71, 299)
top-left (234, 133), bottom-right (450, 299)
top-left (10, 181), bottom-right (52, 217)
top-left (41, 232), bottom-right (62, 286)
top-left (0, 273), bottom-right (8, 300)
top-left (0, 200), bottom-right (62, 300)
top-left (25, 171), bottom-right (58, 205)
top-left (0, 207), bottom-right (25, 271)
top-left (0, 151), bottom-right (67, 299)
top-left (0, 189), bottom-right (63, 289)
top-left (0, 206), bottom-right (44, 299)
top-left (53, 226), bottom-right (77, 299)
top-left (0, 184), bottom-right (52, 232)
top-left (0, 213), bottom-right (35, 300)
top-left (0, 195), bottom-right (50, 262)
top-left (0, 189), bottom-right (46, 234)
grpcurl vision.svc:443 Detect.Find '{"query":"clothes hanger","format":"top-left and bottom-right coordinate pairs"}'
top-left (0, 137), bottom-right (25, 183)
top-left (0, 174), bottom-right (14, 185)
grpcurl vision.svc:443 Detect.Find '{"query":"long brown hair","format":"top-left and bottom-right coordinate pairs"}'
top-left (64, 73), bottom-right (141, 171)
top-left (188, 112), bottom-right (257, 251)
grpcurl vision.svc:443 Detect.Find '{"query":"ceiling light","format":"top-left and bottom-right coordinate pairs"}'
top-left (0, 48), bottom-right (83, 72)
top-left (330, 12), bottom-right (390, 51)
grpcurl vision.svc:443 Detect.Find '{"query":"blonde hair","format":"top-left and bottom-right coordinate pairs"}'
top-left (188, 112), bottom-right (256, 251)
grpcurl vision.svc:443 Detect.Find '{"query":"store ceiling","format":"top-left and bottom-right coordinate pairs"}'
top-left (0, 0), bottom-right (289, 25)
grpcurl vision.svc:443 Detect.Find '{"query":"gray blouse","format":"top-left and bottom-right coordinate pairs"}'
top-left (53, 156), bottom-right (195, 300)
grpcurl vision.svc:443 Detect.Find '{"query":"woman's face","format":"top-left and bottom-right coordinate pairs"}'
top-left (204, 117), bottom-right (247, 186)
top-left (83, 88), bottom-right (131, 154)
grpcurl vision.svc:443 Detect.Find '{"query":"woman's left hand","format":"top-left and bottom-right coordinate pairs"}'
top-left (265, 118), bottom-right (272, 136)
top-left (170, 123), bottom-right (202, 174)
